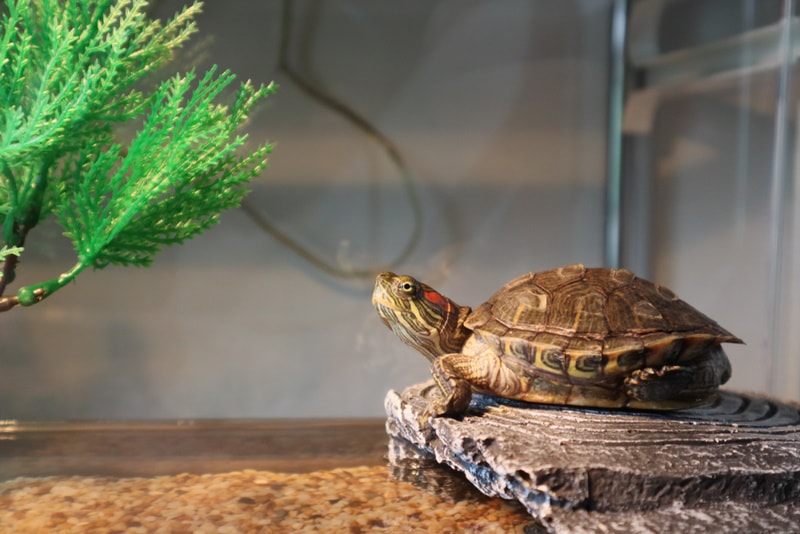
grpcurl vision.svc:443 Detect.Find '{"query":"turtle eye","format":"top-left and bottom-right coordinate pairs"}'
top-left (396, 277), bottom-right (417, 296)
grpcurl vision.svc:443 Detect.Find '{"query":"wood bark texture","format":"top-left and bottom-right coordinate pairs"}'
top-left (385, 381), bottom-right (800, 533)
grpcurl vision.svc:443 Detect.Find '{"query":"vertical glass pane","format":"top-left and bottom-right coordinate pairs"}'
top-left (624, 0), bottom-right (799, 401)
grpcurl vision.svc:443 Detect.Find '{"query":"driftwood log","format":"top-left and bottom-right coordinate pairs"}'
top-left (385, 381), bottom-right (800, 533)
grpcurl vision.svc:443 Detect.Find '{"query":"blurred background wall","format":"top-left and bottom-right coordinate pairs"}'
top-left (1, 0), bottom-right (797, 419)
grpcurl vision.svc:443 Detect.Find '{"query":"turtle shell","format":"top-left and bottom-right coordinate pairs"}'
top-left (463, 264), bottom-right (742, 383)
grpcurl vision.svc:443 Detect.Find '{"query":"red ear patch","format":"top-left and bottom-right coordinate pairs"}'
top-left (422, 290), bottom-right (453, 313)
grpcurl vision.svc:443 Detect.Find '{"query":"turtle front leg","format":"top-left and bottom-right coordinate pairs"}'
top-left (425, 354), bottom-right (473, 420)
top-left (426, 352), bottom-right (522, 420)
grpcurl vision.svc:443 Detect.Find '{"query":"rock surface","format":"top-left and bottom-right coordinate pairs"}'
top-left (385, 381), bottom-right (800, 533)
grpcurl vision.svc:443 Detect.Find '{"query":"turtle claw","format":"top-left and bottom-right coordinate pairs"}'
top-left (420, 400), bottom-right (447, 427)
top-left (421, 385), bottom-right (472, 426)
top-left (625, 365), bottom-right (693, 402)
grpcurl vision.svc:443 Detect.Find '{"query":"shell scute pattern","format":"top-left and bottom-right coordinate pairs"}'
top-left (501, 335), bottom-right (535, 364)
top-left (462, 301), bottom-right (492, 331)
top-left (532, 263), bottom-right (585, 291)
top-left (471, 264), bottom-right (741, 381)
top-left (489, 285), bottom-right (549, 330)
top-left (583, 266), bottom-right (635, 290)
top-left (537, 344), bottom-right (569, 376)
top-left (549, 284), bottom-right (608, 337)
top-left (568, 338), bottom-right (607, 380)
top-left (611, 348), bottom-right (646, 372)
top-left (606, 288), bottom-right (666, 332)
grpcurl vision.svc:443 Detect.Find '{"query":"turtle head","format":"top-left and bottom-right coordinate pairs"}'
top-left (373, 272), bottom-right (471, 362)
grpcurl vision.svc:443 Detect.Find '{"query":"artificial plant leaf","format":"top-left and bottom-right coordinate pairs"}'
top-left (55, 68), bottom-right (274, 269)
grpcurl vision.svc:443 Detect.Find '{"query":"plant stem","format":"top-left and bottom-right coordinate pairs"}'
top-left (0, 161), bottom-right (49, 298)
top-left (0, 261), bottom-right (87, 312)
top-left (0, 252), bottom-right (20, 298)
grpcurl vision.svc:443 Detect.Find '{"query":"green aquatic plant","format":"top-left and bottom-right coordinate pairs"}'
top-left (0, 0), bottom-right (274, 312)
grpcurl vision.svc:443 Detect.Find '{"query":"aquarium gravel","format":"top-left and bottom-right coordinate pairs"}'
top-left (0, 465), bottom-right (535, 532)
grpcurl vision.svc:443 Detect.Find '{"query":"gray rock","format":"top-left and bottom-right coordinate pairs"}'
top-left (385, 381), bottom-right (800, 533)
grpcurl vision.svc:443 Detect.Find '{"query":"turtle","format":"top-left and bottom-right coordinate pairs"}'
top-left (372, 264), bottom-right (742, 420)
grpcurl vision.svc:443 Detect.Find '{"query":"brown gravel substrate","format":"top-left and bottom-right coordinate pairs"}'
top-left (0, 465), bottom-right (537, 532)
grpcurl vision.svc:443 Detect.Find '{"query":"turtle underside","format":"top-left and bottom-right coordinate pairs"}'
top-left (461, 264), bottom-right (741, 409)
